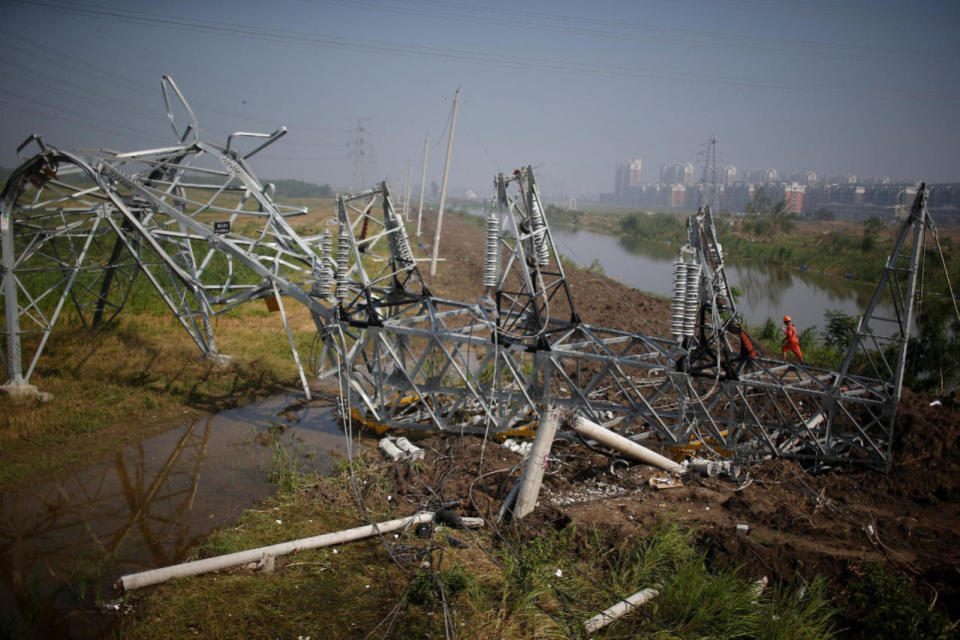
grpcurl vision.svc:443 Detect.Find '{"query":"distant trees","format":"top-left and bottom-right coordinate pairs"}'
top-left (268, 179), bottom-right (333, 199)
top-left (905, 296), bottom-right (960, 394)
top-left (861, 217), bottom-right (885, 252)
top-left (806, 207), bottom-right (836, 221)
top-left (545, 204), bottom-right (583, 226)
top-left (741, 187), bottom-right (796, 237)
top-left (619, 211), bottom-right (685, 242)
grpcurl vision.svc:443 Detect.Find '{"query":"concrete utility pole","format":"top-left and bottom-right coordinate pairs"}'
top-left (402, 157), bottom-right (413, 221)
top-left (430, 87), bottom-right (459, 276)
top-left (416, 133), bottom-right (429, 237)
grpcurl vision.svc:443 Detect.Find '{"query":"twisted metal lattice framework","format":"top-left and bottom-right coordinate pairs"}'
top-left (321, 165), bottom-right (928, 469)
top-left (0, 76), bottom-right (338, 398)
top-left (0, 77), bottom-right (928, 468)
top-left (665, 193), bottom-right (929, 467)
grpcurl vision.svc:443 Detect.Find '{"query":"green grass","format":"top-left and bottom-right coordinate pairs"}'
top-left (846, 564), bottom-right (957, 640)
top-left (117, 474), bottom-right (839, 640)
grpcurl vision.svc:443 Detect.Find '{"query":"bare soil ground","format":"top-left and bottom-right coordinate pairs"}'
top-left (402, 211), bottom-right (960, 633)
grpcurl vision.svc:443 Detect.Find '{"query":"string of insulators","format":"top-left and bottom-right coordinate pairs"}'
top-left (385, 205), bottom-right (415, 270)
top-left (709, 242), bottom-right (729, 301)
top-left (683, 263), bottom-right (702, 337)
top-left (336, 223), bottom-right (351, 302)
top-left (670, 259), bottom-right (688, 338)
top-left (316, 232), bottom-right (334, 299)
top-left (528, 197), bottom-right (550, 267)
top-left (357, 214), bottom-right (370, 253)
top-left (483, 212), bottom-right (501, 288)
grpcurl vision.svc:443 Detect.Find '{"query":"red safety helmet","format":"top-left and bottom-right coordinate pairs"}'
top-left (783, 315), bottom-right (791, 323)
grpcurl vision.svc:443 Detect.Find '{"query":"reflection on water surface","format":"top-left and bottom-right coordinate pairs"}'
top-left (0, 394), bottom-right (343, 638)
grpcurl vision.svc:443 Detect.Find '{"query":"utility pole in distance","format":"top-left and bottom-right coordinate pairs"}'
top-left (430, 87), bottom-right (459, 277)
top-left (416, 134), bottom-right (429, 237)
top-left (402, 157), bottom-right (412, 221)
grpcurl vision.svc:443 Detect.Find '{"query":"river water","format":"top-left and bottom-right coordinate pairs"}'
top-left (550, 227), bottom-right (890, 334)
top-left (0, 394), bottom-right (344, 639)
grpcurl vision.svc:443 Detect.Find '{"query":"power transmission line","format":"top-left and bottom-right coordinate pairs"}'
top-left (8, 0), bottom-right (957, 101)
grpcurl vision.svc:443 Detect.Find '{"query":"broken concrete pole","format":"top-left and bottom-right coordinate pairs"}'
top-left (584, 587), bottom-right (660, 634)
top-left (497, 480), bottom-right (522, 523)
top-left (378, 438), bottom-right (407, 460)
top-left (686, 458), bottom-right (720, 477)
top-left (394, 437), bottom-right (424, 461)
top-left (513, 409), bottom-right (560, 519)
top-left (118, 512), bottom-right (435, 591)
top-left (569, 415), bottom-right (684, 474)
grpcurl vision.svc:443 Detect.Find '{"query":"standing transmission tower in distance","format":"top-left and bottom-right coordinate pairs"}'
top-left (347, 118), bottom-right (371, 190)
top-left (698, 135), bottom-right (720, 213)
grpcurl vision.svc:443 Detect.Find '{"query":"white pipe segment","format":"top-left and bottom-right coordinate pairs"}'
top-left (584, 588), bottom-right (660, 634)
top-left (513, 409), bottom-right (560, 519)
top-left (569, 415), bottom-right (684, 474)
top-left (395, 437), bottom-right (424, 461)
top-left (118, 512), bottom-right (435, 591)
top-left (378, 438), bottom-right (406, 460)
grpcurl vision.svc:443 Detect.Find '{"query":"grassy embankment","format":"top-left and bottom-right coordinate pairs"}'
top-left (0, 195), bottom-right (337, 489)
top-left (554, 206), bottom-right (960, 372)
top-left (116, 452), bottom-right (840, 640)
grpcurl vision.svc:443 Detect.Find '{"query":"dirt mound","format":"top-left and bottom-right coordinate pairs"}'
top-left (887, 388), bottom-right (960, 503)
top-left (393, 212), bottom-right (960, 631)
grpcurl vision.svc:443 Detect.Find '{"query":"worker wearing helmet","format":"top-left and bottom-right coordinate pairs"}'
top-left (781, 315), bottom-right (803, 363)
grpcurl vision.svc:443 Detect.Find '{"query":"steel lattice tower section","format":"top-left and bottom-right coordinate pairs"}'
top-left (698, 136), bottom-right (720, 213)
top-left (0, 76), bottom-right (339, 399)
top-left (0, 77), bottom-right (928, 469)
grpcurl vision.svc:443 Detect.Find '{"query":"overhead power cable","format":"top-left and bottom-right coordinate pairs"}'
top-left (9, 0), bottom-right (959, 101)
top-left (320, 0), bottom-right (955, 69)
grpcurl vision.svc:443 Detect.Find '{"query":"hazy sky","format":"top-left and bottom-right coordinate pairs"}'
top-left (2, 0), bottom-right (958, 199)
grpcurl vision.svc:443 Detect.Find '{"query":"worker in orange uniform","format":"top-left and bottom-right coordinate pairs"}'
top-left (727, 319), bottom-right (757, 377)
top-left (781, 315), bottom-right (803, 363)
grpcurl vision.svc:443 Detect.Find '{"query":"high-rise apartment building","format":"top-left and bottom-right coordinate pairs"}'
top-left (629, 159), bottom-right (642, 185)
top-left (660, 163), bottom-right (695, 186)
top-left (614, 159), bottom-right (644, 202)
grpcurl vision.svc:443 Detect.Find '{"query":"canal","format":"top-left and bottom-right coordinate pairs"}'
top-left (549, 226), bottom-right (890, 334)
top-left (0, 394), bottom-right (345, 638)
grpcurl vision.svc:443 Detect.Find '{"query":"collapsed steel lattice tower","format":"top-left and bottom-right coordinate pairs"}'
top-left (0, 77), bottom-right (929, 468)
top-left (0, 76), bottom-right (339, 398)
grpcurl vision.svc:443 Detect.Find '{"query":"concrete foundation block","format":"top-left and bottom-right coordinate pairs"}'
top-left (0, 383), bottom-right (39, 402)
top-left (206, 353), bottom-right (233, 368)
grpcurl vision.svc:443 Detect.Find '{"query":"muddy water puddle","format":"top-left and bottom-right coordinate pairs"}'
top-left (0, 394), bottom-right (345, 638)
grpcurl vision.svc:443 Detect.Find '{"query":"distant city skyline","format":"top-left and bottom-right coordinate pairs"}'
top-left (2, 1), bottom-right (958, 202)
top-left (613, 156), bottom-right (926, 190)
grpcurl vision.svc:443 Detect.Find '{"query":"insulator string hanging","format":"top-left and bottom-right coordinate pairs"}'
top-left (683, 262), bottom-right (701, 337)
top-left (528, 196), bottom-right (550, 267)
top-left (336, 223), bottom-right (351, 302)
top-left (670, 259), bottom-right (688, 338)
top-left (483, 212), bottom-right (501, 288)
top-left (317, 232), bottom-right (334, 299)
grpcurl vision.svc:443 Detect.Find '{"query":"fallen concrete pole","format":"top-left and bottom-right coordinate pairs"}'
top-left (686, 457), bottom-right (720, 477)
top-left (513, 409), bottom-right (560, 519)
top-left (497, 480), bottom-right (521, 523)
top-left (584, 587), bottom-right (660, 634)
top-left (379, 438), bottom-right (407, 460)
top-left (395, 437), bottom-right (424, 460)
top-left (569, 415), bottom-right (684, 474)
top-left (119, 512), bottom-right (443, 591)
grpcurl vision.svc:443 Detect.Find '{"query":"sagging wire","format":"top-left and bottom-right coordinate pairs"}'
top-left (550, 231), bottom-right (653, 332)
top-left (332, 323), bottom-right (432, 559)
top-left (477, 306), bottom-right (501, 472)
top-left (335, 326), bottom-right (463, 640)
top-left (931, 225), bottom-right (960, 324)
